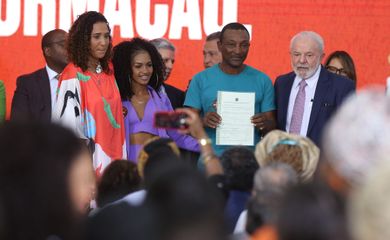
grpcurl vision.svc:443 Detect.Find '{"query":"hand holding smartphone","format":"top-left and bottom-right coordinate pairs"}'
top-left (154, 111), bottom-right (189, 129)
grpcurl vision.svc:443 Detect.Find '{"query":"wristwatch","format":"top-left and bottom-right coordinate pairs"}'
top-left (198, 138), bottom-right (212, 146)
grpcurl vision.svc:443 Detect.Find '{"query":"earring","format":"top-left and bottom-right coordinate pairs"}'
top-left (128, 74), bottom-right (133, 88)
top-left (155, 73), bottom-right (159, 88)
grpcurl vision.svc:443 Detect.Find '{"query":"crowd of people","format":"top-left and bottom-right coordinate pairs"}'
top-left (2, 10), bottom-right (387, 240)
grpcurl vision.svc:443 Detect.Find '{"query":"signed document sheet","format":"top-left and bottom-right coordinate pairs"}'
top-left (216, 91), bottom-right (255, 146)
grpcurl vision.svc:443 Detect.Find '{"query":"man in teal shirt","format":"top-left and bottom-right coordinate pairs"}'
top-left (184, 22), bottom-right (276, 156)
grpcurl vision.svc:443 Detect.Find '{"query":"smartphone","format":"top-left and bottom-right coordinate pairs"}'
top-left (154, 111), bottom-right (189, 129)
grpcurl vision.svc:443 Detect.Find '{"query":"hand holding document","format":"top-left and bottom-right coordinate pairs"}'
top-left (216, 91), bottom-right (255, 146)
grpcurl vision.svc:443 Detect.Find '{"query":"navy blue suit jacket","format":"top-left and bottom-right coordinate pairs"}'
top-left (11, 68), bottom-right (52, 123)
top-left (164, 83), bottom-right (185, 110)
top-left (274, 66), bottom-right (355, 146)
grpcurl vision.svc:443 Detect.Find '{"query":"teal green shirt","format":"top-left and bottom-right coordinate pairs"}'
top-left (184, 64), bottom-right (275, 156)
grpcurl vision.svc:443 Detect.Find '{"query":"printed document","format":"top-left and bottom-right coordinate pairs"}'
top-left (216, 91), bottom-right (255, 146)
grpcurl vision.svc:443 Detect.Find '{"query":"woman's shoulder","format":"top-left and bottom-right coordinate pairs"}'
top-left (60, 63), bottom-right (84, 80)
top-left (147, 86), bottom-right (162, 98)
top-left (147, 86), bottom-right (172, 109)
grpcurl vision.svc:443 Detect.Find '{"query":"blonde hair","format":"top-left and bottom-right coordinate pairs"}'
top-left (255, 130), bottom-right (319, 182)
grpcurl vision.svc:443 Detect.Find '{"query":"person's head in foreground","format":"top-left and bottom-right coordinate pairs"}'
top-left (0, 122), bottom-right (95, 240)
top-left (245, 163), bottom-right (298, 237)
top-left (348, 157), bottom-right (390, 240)
top-left (96, 160), bottom-right (141, 208)
top-left (277, 182), bottom-right (349, 240)
top-left (255, 130), bottom-right (320, 182)
top-left (221, 146), bottom-right (259, 192)
top-left (145, 163), bottom-right (225, 240)
top-left (321, 88), bottom-right (390, 194)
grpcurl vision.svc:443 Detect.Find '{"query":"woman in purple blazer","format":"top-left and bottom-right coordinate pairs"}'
top-left (112, 38), bottom-right (199, 162)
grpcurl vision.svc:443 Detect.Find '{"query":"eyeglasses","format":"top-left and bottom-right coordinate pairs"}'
top-left (325, 65), bottom-right (348, 76)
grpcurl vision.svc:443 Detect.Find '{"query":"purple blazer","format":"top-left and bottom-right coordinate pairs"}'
top-left (123, 86), bottom-right (199, 162)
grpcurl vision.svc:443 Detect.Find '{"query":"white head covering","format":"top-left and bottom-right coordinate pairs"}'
top-left (323, 88), bottom-right (390, 187)
top-left (349, 157), bottom-right (390, 240)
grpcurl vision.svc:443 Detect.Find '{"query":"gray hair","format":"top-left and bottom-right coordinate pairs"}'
top-left (290, 31), bottom-right (324, 53)
top-left (323, 88), bottom-right (390, 187)
top-left (253, 162), bottom-right (298, 195)
top-left (206, 31), bottom-right (221, 42)
top-left (150, 38), bottom-right (175, 51)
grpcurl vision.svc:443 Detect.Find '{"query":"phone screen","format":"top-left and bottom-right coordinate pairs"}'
top-left (154, 111), bottom-right (188, 129)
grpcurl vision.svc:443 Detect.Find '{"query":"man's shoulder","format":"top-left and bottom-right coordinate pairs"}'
top-left (242, 65), bottom-right (273, 81)
top-left (17, 68), bottom-right (47, 81)
top-left (243, 65), bottom-right (265, 75)
top-left (320, 67), bottom-right (355, 89)
top-left (59, 63), bottom-right (85, 81)
top-left (164, 83), bottom-right (184, 95)
top-left (193, 64), bottom-right (220, 79)
top-left (275, 71), bottom-right (295, 81)
top-left (326, 69), bottom-right (353, 83)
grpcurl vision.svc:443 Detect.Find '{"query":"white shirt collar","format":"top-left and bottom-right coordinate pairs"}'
top-left (292, 65), bottom-right (322, 90)
top-left (45, 65), bottom-right (59, 81)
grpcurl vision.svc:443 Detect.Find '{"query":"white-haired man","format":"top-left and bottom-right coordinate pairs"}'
top-left (150, 38), bottom-right (185, 109)
top-left (274, 31), bottom-right (355, 146)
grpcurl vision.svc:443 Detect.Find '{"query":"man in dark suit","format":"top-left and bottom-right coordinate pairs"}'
top-left (275, 31), bottom-right (355, 146)
top-left (150, 38), bottom-right (185, 109)
top-left (11, 29), bottom-right (68, 123)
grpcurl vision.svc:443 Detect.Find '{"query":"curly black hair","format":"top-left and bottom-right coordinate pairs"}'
top-left (67, 11), bottom-right (112, 73)
top-left (221, 146), bottom-right (259, 191)
top-left (112, 38), bottom-right (165, 100)
top-left (97, 160), bottom-right (141, 208)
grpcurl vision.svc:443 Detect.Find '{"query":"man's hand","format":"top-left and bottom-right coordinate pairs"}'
top-left (203, 112), bottom-right (222, 129)
top-left (250, 111), bottom-right (276, 135)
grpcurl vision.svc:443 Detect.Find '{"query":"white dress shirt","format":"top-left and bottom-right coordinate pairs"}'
top-left (45, 65), bottom-right (59, 113)
top-left (286, 66), bottom-right (321, 136)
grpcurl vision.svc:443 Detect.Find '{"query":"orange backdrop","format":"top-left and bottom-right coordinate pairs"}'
top-left (1, 0), bottom-right (390, 119)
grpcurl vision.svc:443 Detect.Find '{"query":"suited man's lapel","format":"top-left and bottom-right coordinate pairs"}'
top-left (37, 68), bottom-right (52, 114)
top-left (280, 73), bottom-right (295, 130)
top-left (307, 67), bottom-right (331, 134)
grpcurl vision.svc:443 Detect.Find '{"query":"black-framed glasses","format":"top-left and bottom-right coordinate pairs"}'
top-left (326, 65), bottom-right (348, 76)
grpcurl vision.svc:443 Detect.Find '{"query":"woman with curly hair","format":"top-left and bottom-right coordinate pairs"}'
top-left (112, 38), bottom-right (199, 162)
top-left (53, 11), bottom-right (126, 176)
